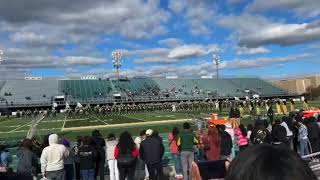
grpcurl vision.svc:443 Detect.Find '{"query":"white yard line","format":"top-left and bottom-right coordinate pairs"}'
top-left (89, 114), bottom-right (109, 125)
top-left (8, 120), bottom-right (33, 133)
top-left (61, 115), bottom-right (68, 131)
top-left (120, 115), bottom-right (145, 122)
top-left (62, 118), bottom-right (192, 131)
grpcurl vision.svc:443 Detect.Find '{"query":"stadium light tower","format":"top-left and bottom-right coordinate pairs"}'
top-left (112, 51), bottom-right (123, 79)
top-left (213, 55), bottom-right (221, 79)
top-left (0, 49), bottom-right (3, 64)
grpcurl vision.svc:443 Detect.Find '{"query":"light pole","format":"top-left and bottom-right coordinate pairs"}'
top-left (0, 49), bottom-right (3, 64)
top-left (112, 51), bottom-right (123, 79)
top-left (213, 55), bottom-right (221, 79)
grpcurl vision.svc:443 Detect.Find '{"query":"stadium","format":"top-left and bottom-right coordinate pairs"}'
top-left (1, 0), bottom-right (320, 180)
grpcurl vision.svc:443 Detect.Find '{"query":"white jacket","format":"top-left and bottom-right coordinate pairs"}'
top-left (40, 134), bottom-right (69, 174)
top-left (106, 139), bottom-right (117, 160)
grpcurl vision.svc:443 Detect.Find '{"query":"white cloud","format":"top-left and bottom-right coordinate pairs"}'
top-left (218, 14), bottom-right (320, 47)
top-left (222, 53), bottom-right (320, 69)
top-left (235, 46), bottom-right (270, 55)
top-left (169, 0), bottom-right (215, 36)
top-left (158, 38), bottom-right (184, 47)
top-left (248, 0), bottom-right (320, 18)
top-left (168, 44), bottom-right (220, 59)
top-left (64, 56), bottom-right (107, 66)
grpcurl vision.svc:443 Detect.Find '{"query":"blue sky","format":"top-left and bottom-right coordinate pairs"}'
top-left (0, 0), bottom-right (319, 79)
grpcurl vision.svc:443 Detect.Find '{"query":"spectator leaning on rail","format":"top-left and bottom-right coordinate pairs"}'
top-left (40, 134), bottom-right (69, 180)
top-left (177, 122), bottom-right (199, 180)
top-left (140, 129), bottom-right (165, 180)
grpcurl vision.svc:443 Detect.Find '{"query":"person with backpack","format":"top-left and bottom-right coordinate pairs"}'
top-left (114, 131), bottom-right (139, 180)
top-left (91, 130), bottom-right (106, 180)
top-left (78, 136), bottom-right (98, 180)
top-left (177, 122), bottom-right (199, 180)
top-left (140, 129), bottom-right (165, 180)
top-left (134, 130), bottom-right (149, 180)
top-left (168, 127), bottom-right (183, 179)
top-left (106, 133), bottom-right (119, 180)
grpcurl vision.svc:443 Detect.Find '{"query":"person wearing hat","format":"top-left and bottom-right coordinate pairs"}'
top-left (139, 129), bottom-right (165, 180)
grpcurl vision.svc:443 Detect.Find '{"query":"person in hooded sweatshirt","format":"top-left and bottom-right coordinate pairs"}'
top-left (40, 134), bottom-right (69, 180)
top-left (106, 133), bottom-right (119, 180)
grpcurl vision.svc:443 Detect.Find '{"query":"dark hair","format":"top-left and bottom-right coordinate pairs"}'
top-left (76, 136), bottom-right (82, 143)
top-left (239, 124), bottom-right (247, 137)
top-left (140, 130), bottom-right (146, 137)
top-left (82, 136), bottom-right (92, 145)
top-left (92, 129), bottom-right (102, 137)
top-left (0, 144), bottom-right (5, 151)
top-left (183, 122), bottom-right (191, 130)
top-left (283, 116), bottom-right (294, 131)
top-left (247, 124), bottom-right (253, 131)
top-left (22, 139), bottom-right (33, 150)
top-left (226, 144), bottom-right (317, 180)
top-left (274, 119), bottom-right (281, 125)
top-left (107, 133), bottom-right (116, 141)
top-left (117, 131), bottom-right (135, 154)
top-left (172, 127), bottom-right (180, 138)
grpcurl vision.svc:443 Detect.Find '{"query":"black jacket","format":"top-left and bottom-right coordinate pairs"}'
top-left (271, 125), bottom-right (288, 144)
top-left (139, 136), bottom-right (165, 165)
top-left (219, 131), bottom-right (233, 156)
top-left (78, 145), bottom-right (98, 170)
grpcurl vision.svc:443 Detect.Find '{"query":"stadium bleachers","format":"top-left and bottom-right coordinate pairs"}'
top-left (0, 77), bottom-right (287, 106)
top-left (0, 80), bottom-right (59, 103)
top-left (230, 78), bottom-right (286, 96)
top-left (59, 80), bottom-right (113, 100)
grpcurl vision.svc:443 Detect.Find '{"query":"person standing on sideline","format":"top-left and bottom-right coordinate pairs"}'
top-left (177, 122), bottom-right (199, 180)
top-left (73, 136), bottom-right (82, 180)
top-left (62, 138), bottom-right (75, 180)
top-left (168, 127), bottom-right (183, 178)
top-left (216, 125), bottom-right (233, 160)
top-left (202, 126), bottom-right (221, 160)
top-left (106, 133), bottom-right (119, 180)
top-left (40, 134), bottom-right (69, 180)
top-left (114, 131), bottom-right (139, 180)
top-left (140, 129), bottom-right (165, 180)
top-left (78, 136), bottom-right (98, 180)
top-left (234, 124), bottom-right (249, 151)
top-left (296, 121), bottom-right (310, 157)
top-left (17, 139), bottom-right (38, 178)
top-left (91, 130), bottom-right (106, 180)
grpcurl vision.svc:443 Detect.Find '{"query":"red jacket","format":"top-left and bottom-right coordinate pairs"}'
top-left (114, 145), bottom-right (139, 159)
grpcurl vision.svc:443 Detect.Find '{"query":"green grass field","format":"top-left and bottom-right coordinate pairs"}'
top-left (1, 100), bottom-right (320, 171)
top-left (0, 100), bottom-right (319, 142)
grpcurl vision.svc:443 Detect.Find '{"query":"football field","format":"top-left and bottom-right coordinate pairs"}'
top-left (0, 100), bottom-right (319, 142)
